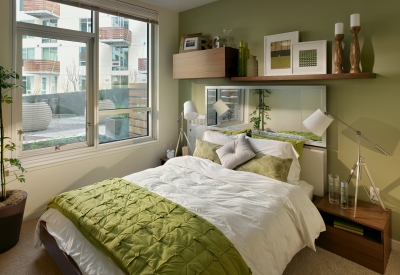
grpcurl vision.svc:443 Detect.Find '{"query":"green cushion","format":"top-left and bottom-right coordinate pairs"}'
top-left (235, 153), bottom-right (293, 182)
top-left (277, 130), bottom-right (322, 141)
top-left (251, 134), bottom-right (305, 160)
top-left (210, 128), bottom-right (252, 136)
top-left (193, 138), bottom-right (222, 164)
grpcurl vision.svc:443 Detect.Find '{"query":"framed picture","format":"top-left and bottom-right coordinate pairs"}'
top-left (292, 40), bottom-right (327, 75)
top-left (179, 33), bottom-right (202, 53)
top-left (264, 31), bottom-right (299, 76)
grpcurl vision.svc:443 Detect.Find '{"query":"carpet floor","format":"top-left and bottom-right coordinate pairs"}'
top-left (0, 218), bottom-right (399, 275)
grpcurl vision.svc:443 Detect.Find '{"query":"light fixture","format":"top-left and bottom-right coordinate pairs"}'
top-left (303, 108), bottom-right (388, 217)
top-left (175, 101), bottom-right (199, 157)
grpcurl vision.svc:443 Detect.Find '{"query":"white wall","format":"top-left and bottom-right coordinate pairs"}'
top-left (0, 0), bottom-right (179, 220)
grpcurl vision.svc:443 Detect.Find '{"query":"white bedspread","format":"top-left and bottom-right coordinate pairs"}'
top-left (35, 156), bottom-right (325, 275)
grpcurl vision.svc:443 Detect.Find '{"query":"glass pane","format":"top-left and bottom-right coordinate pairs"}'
top-left (22, 36), bottom-right (87, 151)
top-left (220, 89), bottom-right (240, 121)
top-left (99, 112), bottom-right (148, 144)
top-left (16, 1), bottom-right (92, 33)
top-left (206, 89), bottom-right (217, 126)
top-left (99, 13), bottom-right (148, 111)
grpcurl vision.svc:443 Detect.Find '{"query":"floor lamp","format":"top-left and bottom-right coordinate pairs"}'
top-left (213, 99), bottom-right (230, 120)
top-left (175, 101), bottom-right (199, 157)
top-left (303, 108), bottom-right (388, 217)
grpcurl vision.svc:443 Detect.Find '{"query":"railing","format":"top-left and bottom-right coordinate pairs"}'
top-left (99, 27), bottom-right (132, 45)
top-left (23, 0), bottom-right (60, 17)
top-left (24, 60), bottom-right (60, 73)
top-left (138, 58), bottom-right (147, 72)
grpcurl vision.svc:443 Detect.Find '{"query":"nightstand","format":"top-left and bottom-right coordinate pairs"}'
top-left (160, 157), bottom-right (169, 165)
top-left (315, 195), bottom-right (391, 274)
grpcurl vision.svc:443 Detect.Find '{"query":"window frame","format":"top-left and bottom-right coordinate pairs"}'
top-left (11, 0), bottom-right (157, 168)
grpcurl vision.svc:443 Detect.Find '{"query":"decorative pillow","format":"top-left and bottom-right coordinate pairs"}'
top-left (193, 138), bottom-right (222, 164)
top-left (246, 137), bottom-right (301, 184)
top-left (202, 130), bottom-right (243, 145)
top-left (235, 153), bottom-right (293, 182)
top-left (216, 134), bottom-right (255, 169)
top-left (251, 133), bottom-right (305, 160)
top-left (210, 128), bottom-right (252, 137)
top-left (277, 130), bottom-right (322, 141)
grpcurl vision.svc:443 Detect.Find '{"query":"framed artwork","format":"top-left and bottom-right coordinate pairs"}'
top-left (264, 31), bottom-right (299, 76)
top-left (292, 40), bottom-right (327, 75)
top-left (179, 33), bottom-right (202, 53)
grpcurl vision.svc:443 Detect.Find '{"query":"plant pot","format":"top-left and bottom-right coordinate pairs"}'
top-left (99, 99), bottom-right (115, 124)
top-left (22, 102), bottom-right (52, 131)
top-left (105, 117), bottom-right (129, 139)
top-left (0, 190), bottom-right (27, 253)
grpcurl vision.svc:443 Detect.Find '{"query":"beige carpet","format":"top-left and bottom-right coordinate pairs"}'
top-left (0, 218), bottom-right (399, 275)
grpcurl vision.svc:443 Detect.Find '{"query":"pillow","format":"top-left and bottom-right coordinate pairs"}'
top-left (246, 137), bottom-right (301, 184)
top-left (210, 128), bottom-right (252, 136)
top-left (193, 138), bottom-right (222, 164)
top-left (278, 130), bottom-right (322, 141)
top-left (252, 130), bottom-right (306, 140)
top-left (251, 133), bottom-right (305, 160)
top-left (235, 153), bottom-right (293, 182)
top-left (202, 130), bottom-right (243, 145)
top-left (216, 135), bottom-right (255, 169)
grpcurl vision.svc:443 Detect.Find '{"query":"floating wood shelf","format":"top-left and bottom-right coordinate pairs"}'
top-left (230, 72), bottom-right (375, 81)
top-left (173, 47), bottom-right (238, 79)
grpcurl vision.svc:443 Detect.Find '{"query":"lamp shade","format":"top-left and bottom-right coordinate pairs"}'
top-left (183, 100), bottom-right (199, 120)
top-left (303, 108), bottom-right (334, 136)
top-left (213, 99), bottom-right (230, 116)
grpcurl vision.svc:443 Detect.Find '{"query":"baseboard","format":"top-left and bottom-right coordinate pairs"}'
top-left (392, 239), bottom-right (400, 252)
top-left (23, 209), bottom-right (45, 221)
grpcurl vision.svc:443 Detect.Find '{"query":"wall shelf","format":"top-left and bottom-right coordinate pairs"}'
top-left (230, 72), bottom-right (375, 82)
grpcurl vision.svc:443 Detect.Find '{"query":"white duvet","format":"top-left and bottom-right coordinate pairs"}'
top-left (35, 156), bottom-right (325, 275)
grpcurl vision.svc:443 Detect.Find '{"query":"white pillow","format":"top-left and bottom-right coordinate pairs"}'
top-left (216, 135), bottom-right (255, 169)
top-left (246, 137), bottom-right (301, 184)
top-left (202, 131), bottom-right (244, 145)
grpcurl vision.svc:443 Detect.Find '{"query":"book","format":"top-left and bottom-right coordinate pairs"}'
top-left (334, 217), bottom-right (363, 233)
top-left (334, 224), bottom-right (363, 235)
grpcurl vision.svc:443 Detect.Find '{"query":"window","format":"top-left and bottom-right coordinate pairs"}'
top-left (111, 46), bottom-right (128, 71)
top-left (22, 76), bottom-right (34, 94)
top-left (79, 47), bottom-right (86, 66)
top-left (42, 47), bottom-right (58, 61)
top-left (80, 18), bottom-right (92, 33)
top-left (14, 0), bottom-right (156, 161)
top-left (22, 48), bottom-right (34, 60)
top-left (206, 88), bottom-right (244, 126)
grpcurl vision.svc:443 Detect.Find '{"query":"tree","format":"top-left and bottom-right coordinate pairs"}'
top-left (65, 60), bottom-right (83, 92)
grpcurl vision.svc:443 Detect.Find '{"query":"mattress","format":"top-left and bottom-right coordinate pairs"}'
top-left (35, 156), bottom-right (324, 275)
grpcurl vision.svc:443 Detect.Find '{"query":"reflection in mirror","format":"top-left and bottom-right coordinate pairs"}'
top-left (205, 85), bottom-right (326, 147)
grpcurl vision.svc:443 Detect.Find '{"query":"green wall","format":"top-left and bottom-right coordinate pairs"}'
top-left (178, 0), bottom-right (400, 241)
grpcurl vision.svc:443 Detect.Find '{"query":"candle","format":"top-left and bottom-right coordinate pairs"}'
top-left (351, 14), bottom-right (360, 27)
top-left (335, 23), bottom-right (344, 35)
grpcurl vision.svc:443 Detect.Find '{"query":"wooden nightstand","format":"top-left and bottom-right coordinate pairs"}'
top-left (315, 195), bottom-right (391, 274)
top-left (160, 157), bottom-right (169, 165)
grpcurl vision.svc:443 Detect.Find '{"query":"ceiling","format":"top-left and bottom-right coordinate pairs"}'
top-left (137, 0), bottom-right (218, 12)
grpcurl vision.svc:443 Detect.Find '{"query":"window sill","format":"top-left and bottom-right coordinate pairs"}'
top-left (16, 138), bottom-right (158, 172)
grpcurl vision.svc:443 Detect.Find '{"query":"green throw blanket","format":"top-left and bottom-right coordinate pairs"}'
top-left (47, 178), bottom-right (252, 275)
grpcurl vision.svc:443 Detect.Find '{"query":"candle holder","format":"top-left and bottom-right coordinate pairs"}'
top-left (350, 26), bottom-right (361, 73)
top-left (333, 34), bottom-right (344, 74)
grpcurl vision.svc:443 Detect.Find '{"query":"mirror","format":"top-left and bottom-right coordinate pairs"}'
top-left (205, 85), bottom-right (327, 147)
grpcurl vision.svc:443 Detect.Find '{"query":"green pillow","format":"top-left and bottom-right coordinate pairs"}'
top-left (277, 130), bottom-right (322, 141)
top-left (210, 128), bottom-right (252, 137)
top-left (193, 138), bottom-right (222, 164)
top-left (235, 153), bottom-right (293, 182)
top-left (251, 134), bottom-right (305, 160)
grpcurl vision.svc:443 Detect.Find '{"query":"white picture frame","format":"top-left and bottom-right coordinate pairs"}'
top-left (264, 31), bottom-right (299, 76)
top-left (292, 40), bottom-right (327, 75)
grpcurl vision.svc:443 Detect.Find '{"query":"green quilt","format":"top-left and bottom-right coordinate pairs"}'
top-left (47, 178), bottom-right (251, 275)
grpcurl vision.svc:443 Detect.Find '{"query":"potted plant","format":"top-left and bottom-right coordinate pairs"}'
top-left (22, 91), bottom-right (52, 132)
top-left (0, 66), bottom-right (27, 253)
top-left (249, 89), bottom-right (271, 132)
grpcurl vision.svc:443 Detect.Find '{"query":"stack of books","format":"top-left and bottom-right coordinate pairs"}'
top-left (334, 217), bottom-right (364, 235)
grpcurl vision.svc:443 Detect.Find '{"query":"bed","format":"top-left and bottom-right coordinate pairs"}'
top-left (34, 133), bottom-right (326, 275)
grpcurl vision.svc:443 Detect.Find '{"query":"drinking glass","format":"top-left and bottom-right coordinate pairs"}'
top-left (329, 174), bottom-right (340, 204)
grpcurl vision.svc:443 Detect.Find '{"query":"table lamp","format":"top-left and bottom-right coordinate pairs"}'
top-left (175, 101), bottom-right (199, 156)
top-left (303, 108), bottom-right (387, 217)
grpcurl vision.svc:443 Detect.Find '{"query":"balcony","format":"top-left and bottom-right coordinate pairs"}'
top-left (24, 60), bottom-right (60, 75)
top-left (23, 0), bottom-right (60, 19)
top-left (99, 27), bottom-right (132, 46)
